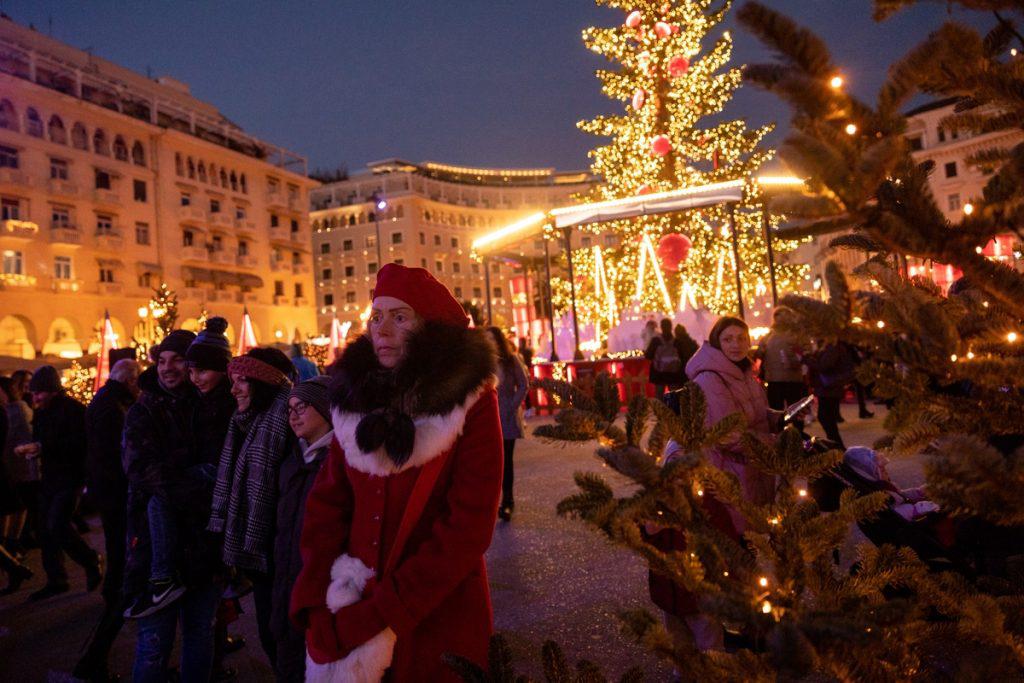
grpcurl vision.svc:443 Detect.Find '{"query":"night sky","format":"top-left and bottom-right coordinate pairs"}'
top-left (3, 1), bottom-right (990, 174)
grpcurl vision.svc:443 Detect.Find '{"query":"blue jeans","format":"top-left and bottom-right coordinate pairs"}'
top-left (149, 463), bottom-right (217, 581)
top-left (132, 582), bottom-right (219, 683)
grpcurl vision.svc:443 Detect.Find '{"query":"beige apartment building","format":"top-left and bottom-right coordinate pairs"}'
top-left (0, 17), bottom-right (316, 361)
top-left (310, 159), bottom-right (596, 333)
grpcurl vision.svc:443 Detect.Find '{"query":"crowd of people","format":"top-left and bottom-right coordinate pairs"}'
top-left (0, 264), bottom-right (532, 683)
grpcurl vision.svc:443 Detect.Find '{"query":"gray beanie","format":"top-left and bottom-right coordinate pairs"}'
top-left (289, 376), bottom-right (331, 423)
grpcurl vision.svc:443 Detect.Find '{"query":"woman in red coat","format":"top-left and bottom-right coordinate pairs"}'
top-left (290, 263), bottom-right (503, 682)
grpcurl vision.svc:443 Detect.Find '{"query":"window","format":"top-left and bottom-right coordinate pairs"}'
top-left (492, 287), bottom-right (502, 298)
top-left (96, 214), bottom-right (114, 235)
top-left (322, 268), bottom-right (332, 280)
top-left (295, 283), bottom-right (304, 298)
top-left (270, 214), bottom-right (279, 228)
top-left (0, 100), bottom-right (16, 131)
top-left (26, 108), bottom-right (43, 137)
top-left (51, 206), bottom-right (70, 227)
top-left (212, 235), bottom-right (223, 251)
top-left (453, 262), bottom-right (461, 274)
top-left (198, 162), bottom-right (207, 183)
top-left (472, 263), bottom-right (480, 275)
top-left (180, 193), bottom-right (191, 206)
top-left (238, 241), bottom-right (249, 256)
top-left (1, 197), bottom-right (20, 220)
top-left (908, 136), bottom-right (923, 151)
top-left (491, 262), bottom-right (499, 273)
top-left (290, 218), bottom-right (299, 233)
top-left (944, 161), bottom-right (958, 178)
top-left (368, 262), bottom-right (379, 275)
top-left (421, 258), bottom-right (428, 268)
top-left (419, 232), bottom-right (425, 245)
top-left (395, 259), bottom-right (404, 265)
top-left (54, 256), bottom-right (72, 280)
top-left (320, 242), bottom-right (331, 254)
top-left (113, 136), bottom-right (128, 161)
top-left (454, 287), bottom-right (463, 298)
top-left (948, 194), bottom-right (961, 212)
top-left (435, 261), bottom-right (444, 273)
top-left (210, 199), bottom-right (221, 213)
top-left (133, 179), bottom-right (147, 202)
top-left (138, 272), bottom-right (152, 288)
top-left (235, 206), bottom-right (246, 220)
top-left (346, 291), bottom-right (357, 303)
top-left (433, 234), bottom-right (441, 246)
top-left (343, 239), bottom-right (353, 251)
top-left (937, 128), bottom-right (946, 143)
top-left (0, 146), bottom-right (17, 169)
top-left (581, 236), bottom-right (592, 248)
top-left (2, 250), bottom-right (23, 275)
top-left (365, 235), bottom-right (377, 248)
top-left (71, 122), bottom-right (88, 150)
top-left (50, 158), bottom-right (69, 180)
top-left (135, 222), bottom-right (150, 245)
top-left (473, 287), bottom-right (482, 298)
top-left (93, 129), bottom-right (109, 155)
top-left (604, 235), bottom-right (617, 247)
top-left (450, 237), bottom-right (459, 248)
top-left (132, 141), bottom-right (146, 166)
top-left (324, 293), bottom-right (334, 306)
top-left (99, 267), bottom-right (115, 283)
top-left (183, 230), bottom-right (194, 247)
top-left (274, 281), bottom-right (285, 296)
top-left (391, 232), bottom-right (403, 245)
top-left (94, 169), bottom-right (111, 190)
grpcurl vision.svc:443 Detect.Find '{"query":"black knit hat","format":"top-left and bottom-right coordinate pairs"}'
top-left (186, 317), bottom-right (232, 372)
top-left (28, 365), bottom-right (62, 393)
top-left (155, 329), bottom-right (197, 359)
top-left (289, 376), bottom-right (331, 423)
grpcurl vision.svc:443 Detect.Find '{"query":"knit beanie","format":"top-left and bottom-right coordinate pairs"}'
top-left (28, 365), bottom-right (62, 393)
top-left (156, 329), bottom-right (197, 359)
top-left (186, 317), bottom-right (232, 372)
top-left (289, 376), bottom-right (331, 423)
top-left (228, 347), bottom-right (294, 388)
top-left (373, 263), bottom-right (468, 328)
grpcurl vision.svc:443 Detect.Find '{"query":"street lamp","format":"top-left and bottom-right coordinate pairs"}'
top-left (371, 192), bottom-right (387, 268)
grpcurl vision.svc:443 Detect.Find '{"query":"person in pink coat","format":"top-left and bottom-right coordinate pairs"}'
top-left (289, 264), bottom-right (503, 682)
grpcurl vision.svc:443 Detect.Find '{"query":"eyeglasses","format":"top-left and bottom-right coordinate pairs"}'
top-left (287, 401), bottom-right (310, 417)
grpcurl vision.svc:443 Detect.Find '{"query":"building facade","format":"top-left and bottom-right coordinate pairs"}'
top-left (310, 159), bottom-right (596, 334)
top-left (0, 17), bottom-right (317, 361)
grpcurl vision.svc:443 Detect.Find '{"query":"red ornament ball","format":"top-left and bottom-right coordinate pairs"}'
top-left (632, 89), bottom-right (646, 110)
top-left (668, 55), bottom-right (690, 78)
top-left (657, 233), bottom-right (693, 272)
top-left (651, 135), bottom-right (672, 157)
top-left (654, 21), bottom-right (672, 38)
top-left (625, 10), bottom-right (643, 28)
top-left (637, 184), bottom-right (653, 195)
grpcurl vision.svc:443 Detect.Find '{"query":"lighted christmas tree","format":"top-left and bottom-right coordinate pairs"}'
top-left (558, 0), bottom-right (808, 322)
top-left (150, 283), bottom-right (179, 340)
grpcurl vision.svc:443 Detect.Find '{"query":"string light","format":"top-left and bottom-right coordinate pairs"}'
top-left (966, 351), bottom-right (975, 359)
top-left (798, 488), bottom-right (808, 497)
top-left (761, 601), bottom-right (772, 614)
top-left (876, 320), bottom-right (886, 329)
top-left (950, 354), bottom-right (958, 362)
top-left (758, 577), bottom-right (768, 587)
top-left (963, 203), bottom-right (974, 216)
top-left (1008, 332), bottom-right (1019, 343)
top-left (829, 75), bottom-right (844, 89)
top-left (845, 123), bottom-right (858, 135)
top-left (768, 516), bottom-right (781, 525)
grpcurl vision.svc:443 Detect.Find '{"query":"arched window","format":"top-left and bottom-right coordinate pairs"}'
top-left (348, 215), bottom-right (356, 226)
top-left (25, 107), bottom-right (43, 137)
top-left (330, 216), bottom-right (339, 228)
top-left (131, 141), bottom-right (146, 166)
top-left (93, 128), bottom-right (109, 155)
top-left (175, 153), bottom-right (183, 176)
top-left (424, 210), bottom-right (431, 222)
top-left (113, 135), bottom-right (128, 161)
top-left (197, 161), bottom-right (207, 183)
top-left (396, 205), bottom-right (405, 218)
top-left (0, 100), bottom-right (18, 132)
top-left (47, 115), bottom-right (66, 144)
top-left (367, 212), bottom-right (375, 223)
top-left (220, 169), bottom-right (228, 187)
top-left (209, 163), bottom-right (218, 186)
top-left (187, 157), bottom-right (196, 179)
top-left (230, 171), bottom-right (238, 191)
top-left (239, 174), bottom-right (247, 193)
top-left (71, 122), bottom-right (88, 149)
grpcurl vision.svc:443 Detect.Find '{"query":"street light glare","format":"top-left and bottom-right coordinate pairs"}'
top-left (845, 123), bottom-right (858, 135)
top-left (963, 202), bottom-right (974, 215)
top-left (829, 75), bottom-right (843, 89)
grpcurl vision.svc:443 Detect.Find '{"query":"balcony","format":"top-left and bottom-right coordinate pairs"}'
top-left (269, 226), bottom-right (290, 242)
top-left (181, 245), bottom-right (209, 262)
top-left (210, 290), bottom-right (237, 303)
top-left (234, 217), bottom-right (256, 233)
top-left (241, 292), bottom-right (259, 304)
top-left (288, 195), bottom-right (303, 212)
top-left (273, 294), bottom-right (290, 306)
top-left (294, 296), bottom-right (310, 307)
top-left (0, 168), bottom-right (30, 186)
top-left (266, 190), bottom-right (287, 208)
top-left (209, 212), bottom-right (233, 228)
top-left (0, 219), bottom-right (39, 239)
top-left (47, 179), bottom-right (79, 197)
top-left (236, 254), bottom-right (258, 268)
top-left (92, 189), bottom-right (121, 206)
top-left (177, 205), bottom-right (207, 223)
top-left (51, 278), bottom-right (83, 293)
top-left (49, 226), bottom-right (82, 245)
top-left (0, 273), bottom-right (37, 289)
top-left (292, 262), bottom-right (311, 275)
top-left (181, 287), bottom-right (207, 301)
top-left (94, 230), bottom-right (124, 251)
top-left (209, 250), bottom-right (235, 265)
top-left (98, 281), bottom-right (124, 296)
top-left (270, 259), bottom-right (290, 273)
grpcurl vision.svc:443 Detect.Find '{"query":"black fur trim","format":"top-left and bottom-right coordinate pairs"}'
top-left (330, 322), bottom-right (496, 464)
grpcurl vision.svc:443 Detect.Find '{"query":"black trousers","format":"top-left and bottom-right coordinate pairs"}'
top-left (816, 397), bottom-right (846, 449)
top-left (98, 504), bottom-right (126, 605)
top-left (274, 625), bottom-right (307, 683)
top-left (39, 485), bottom-right (99, 586)
top-left (501, 439), bottom-right (516, 505)
top-left (766, 381), bottom-right (807, 411)
top-left (250, 569), bottom-right (277, 666)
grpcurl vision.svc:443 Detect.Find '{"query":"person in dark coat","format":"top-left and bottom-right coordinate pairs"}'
top-left (645, 318), bottom-right (687, 396)
top-left (0, 383), bottom-right (32, 594)
top-left (487, 327), bottom-right (529, 521)
top-left (26, 365), bottom-right (102, 602)
top-left (123, 330), bottom-right (223, 683)
top-left (272, 376), bottom-right (333, 682)
top-left (805, 340), bottom-right (852, 449)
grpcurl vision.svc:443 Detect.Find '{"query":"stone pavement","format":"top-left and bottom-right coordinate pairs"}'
top-left (0, 402), bottom-right (903, 682)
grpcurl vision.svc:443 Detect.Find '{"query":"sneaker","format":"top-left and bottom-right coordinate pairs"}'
top-left (124, 578), bottom-right (186, 619)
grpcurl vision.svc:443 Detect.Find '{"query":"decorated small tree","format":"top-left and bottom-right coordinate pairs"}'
top-left (150, 283), bottom-right (179, 340)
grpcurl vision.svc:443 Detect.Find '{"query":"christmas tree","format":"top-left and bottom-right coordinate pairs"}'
top-left (150, 283), bottom-right (179, 340)
top-left (559, 0), bottom-right (807, 322)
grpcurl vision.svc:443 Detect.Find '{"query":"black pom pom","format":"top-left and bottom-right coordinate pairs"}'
top-left (206, 316), bottom-right (228, 335)
top-left (355, 408), bottom-right (416, 466)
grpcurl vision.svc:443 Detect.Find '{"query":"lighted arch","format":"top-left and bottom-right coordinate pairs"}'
top-left (43, 317), bottom-right (83, 358)
top-left (0, 314), bottom-right (37, 359)
top-left (0, 99), bottom-right (18, 132)
top-left (47, 115), bottom-right (67, 144)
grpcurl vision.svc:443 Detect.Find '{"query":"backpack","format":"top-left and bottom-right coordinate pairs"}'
top-left (653, 338), bottom-right (682, 373)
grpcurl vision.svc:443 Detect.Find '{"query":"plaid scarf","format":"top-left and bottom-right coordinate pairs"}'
top-left (208, 386), bottom-right (293, 572)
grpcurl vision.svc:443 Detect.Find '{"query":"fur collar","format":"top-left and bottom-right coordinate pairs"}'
top-left (329, 322), bottom-right (495, 476)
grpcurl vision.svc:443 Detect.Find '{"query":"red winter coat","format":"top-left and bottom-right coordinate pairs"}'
top-left (290, 385), bottom-right (503, 682)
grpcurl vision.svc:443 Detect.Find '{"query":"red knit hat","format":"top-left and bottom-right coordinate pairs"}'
top-left (373, 263), bottom-right (469, 327)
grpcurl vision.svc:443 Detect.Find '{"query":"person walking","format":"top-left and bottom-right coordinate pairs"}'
top-left (1, 374), bottom-right (36, 558)
top-left (271, 376), bottom-right (333, 682)
top-left (209, 346), bottom-right (295, 666)
top-left (645, 318), bottom-right (686, 397)
top-left (290, 263), bottom-right (503, 682)
top-left (487, 327), bottom-right (530, 522)
top-left (25, 365), bottom-right (102, 602)
top-left (756, 313), bottom-right (807, 413)
top-left (123, 330), bottom-right (223, 683)
top-left (0, 381), bottom-right (32, 594)
top-left (805, 340), bottom-right (851, 449)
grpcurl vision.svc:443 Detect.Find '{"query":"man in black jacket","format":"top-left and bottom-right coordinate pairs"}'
top-left (27, 365), bottom-right (103, 602)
